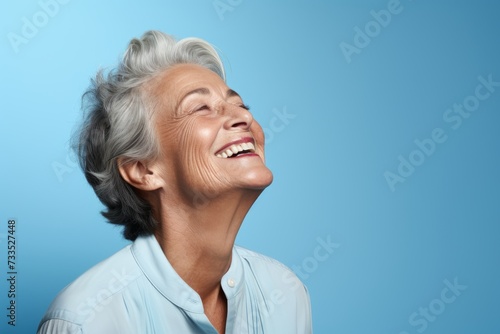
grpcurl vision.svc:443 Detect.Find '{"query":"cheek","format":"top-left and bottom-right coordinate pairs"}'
top-left (173, 118), bottom-right (232, 190)
top-left (177, 118), bottom-right (217, 156)
top-left (251, 121), bottom-right (266, 151)
top-left (159, 116), bottom-right (214, 152)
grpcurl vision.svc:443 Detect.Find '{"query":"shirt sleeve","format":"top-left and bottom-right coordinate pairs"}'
top-left (302, 284), bottom-right (313, 334)
top-left (37, 319), bottom-right (83, 334)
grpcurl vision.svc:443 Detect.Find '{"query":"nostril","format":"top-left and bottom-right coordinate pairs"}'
top-left (232, 121), bottom-right (247, 128)
top-left (224, 105), bottom-right (253, 130)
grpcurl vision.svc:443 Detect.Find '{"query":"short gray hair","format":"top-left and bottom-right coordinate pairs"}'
top-left (74, 30), bottom-right (225, 241)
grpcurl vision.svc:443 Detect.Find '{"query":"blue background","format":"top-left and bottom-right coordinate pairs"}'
top-left (1, 0), bottom-right (499, 333)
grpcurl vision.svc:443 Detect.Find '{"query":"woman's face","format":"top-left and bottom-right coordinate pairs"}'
top-left (148, 64), bottom-right (273, 203)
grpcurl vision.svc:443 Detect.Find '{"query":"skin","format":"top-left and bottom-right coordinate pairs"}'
top-left (118, 64), bottom-right (273, 333)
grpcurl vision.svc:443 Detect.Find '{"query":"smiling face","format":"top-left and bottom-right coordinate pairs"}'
top-left (147, 64), bottom-right (273, 204)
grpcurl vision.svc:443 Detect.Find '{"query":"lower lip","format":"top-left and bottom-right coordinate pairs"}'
top-left (228, 153), bottom-right (260, 159)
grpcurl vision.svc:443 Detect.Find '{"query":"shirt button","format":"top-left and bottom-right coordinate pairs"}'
top-left (227, 278), bottom-right (236, 288)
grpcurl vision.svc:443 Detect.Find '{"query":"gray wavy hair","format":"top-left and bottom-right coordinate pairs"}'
top-left (73, 30), bottom-right (225, 241)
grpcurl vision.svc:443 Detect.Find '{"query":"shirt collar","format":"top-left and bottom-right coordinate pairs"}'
top-left (131, 234), bottom-right (244, 312)
top-left (222, 246), bottom-right (245, 299)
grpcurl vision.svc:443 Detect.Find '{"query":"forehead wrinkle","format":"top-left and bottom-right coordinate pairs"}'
top-left (145, 64), bottom-right (233, 119)
top-left (141, 70), bottom-right (174, 117)
top-left (144, 70), bottom-right (192, 120)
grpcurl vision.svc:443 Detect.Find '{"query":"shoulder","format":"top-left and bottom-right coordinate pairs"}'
top-left (234, 246), bottom-right (313, 332)
top-left (235, 245), bottom-right (293, 274)
top-left (38, 244), bottom-right (142, 332)
top-left (235, 245), bottom-right (309, 299)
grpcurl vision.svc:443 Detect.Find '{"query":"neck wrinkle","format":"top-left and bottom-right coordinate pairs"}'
top-left (153, 188), bottom-right (260, 301)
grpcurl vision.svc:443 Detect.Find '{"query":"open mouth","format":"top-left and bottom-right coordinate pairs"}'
top-left (216, 142), bottom-right (256, 158)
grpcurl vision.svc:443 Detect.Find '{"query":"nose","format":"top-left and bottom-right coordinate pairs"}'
top-left (223, 103), bottom-right (254, 130)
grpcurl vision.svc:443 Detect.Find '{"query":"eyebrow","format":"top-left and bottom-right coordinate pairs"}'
top-left (179, 87), bottom-right (210, 104)
top-left (226, 89), bottom-right (241, 98)
top-left (177, 88), bottom-right (242, 110)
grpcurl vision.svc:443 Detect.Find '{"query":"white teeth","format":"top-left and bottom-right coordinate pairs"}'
top-left (216, 142), bottom-right (256, 158)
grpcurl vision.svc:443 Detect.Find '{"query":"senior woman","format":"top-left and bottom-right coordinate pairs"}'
top-left (38, 30), bottom-right (312, 334)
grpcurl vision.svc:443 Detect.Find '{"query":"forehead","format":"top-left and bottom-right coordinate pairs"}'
top-left (147, 63), bottom-right (227, 103)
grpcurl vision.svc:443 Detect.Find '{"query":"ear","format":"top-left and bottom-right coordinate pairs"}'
top-left (117, 158), bottom-right (163, 191)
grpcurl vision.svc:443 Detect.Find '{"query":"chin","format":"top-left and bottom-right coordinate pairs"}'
top-left (241, 167), bottom-right (274, 190)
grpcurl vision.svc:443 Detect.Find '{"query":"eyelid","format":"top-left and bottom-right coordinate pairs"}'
top-left (194, 104), bottom-right (209, 112)
top-left (228, 98), bottom-right (249, 111)
top-left (186, 98), bottom-right (249, 114)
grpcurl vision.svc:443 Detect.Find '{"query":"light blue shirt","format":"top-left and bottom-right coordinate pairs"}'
top-left (38, 234), bottom-right (312, 333)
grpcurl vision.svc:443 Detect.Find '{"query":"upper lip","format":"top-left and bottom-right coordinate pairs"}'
top-left (215, 137), bottom-right (255, 156)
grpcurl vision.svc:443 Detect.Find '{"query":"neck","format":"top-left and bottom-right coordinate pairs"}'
top-left (153, 188), bottom-right (259, 300)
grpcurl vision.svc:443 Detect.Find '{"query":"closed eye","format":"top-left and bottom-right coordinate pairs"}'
top-left (194, 104), bottom-right (210, 112)
top-left (240, 104), bottom-right (250, 111)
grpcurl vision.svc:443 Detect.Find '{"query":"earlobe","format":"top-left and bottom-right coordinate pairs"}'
top-left (117, 158), bottom-right (163, 191)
